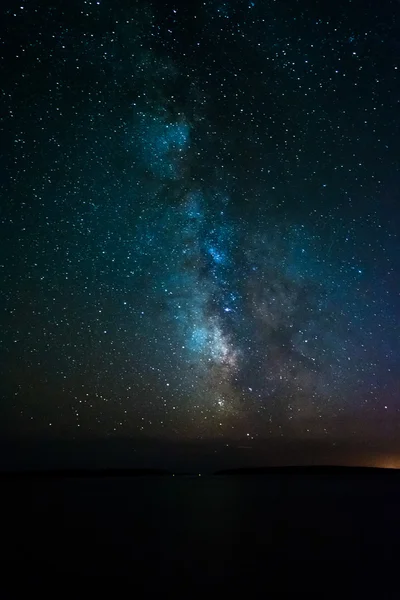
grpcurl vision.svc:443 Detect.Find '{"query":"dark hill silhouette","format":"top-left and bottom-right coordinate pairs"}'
top-left (214, 465), bottom-right (400, 477)
top-left (1, 468), bottom-right (171, 479)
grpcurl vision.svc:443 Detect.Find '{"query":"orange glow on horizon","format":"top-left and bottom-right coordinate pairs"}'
top-left (374, 456), bottom-right (400, 469)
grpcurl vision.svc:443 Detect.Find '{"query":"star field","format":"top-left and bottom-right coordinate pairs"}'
top-left (0, 0), bottom-right (399, 445)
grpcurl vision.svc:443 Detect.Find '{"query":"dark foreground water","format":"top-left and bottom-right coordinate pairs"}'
top-left (3, 471), bottom-right (400, 580)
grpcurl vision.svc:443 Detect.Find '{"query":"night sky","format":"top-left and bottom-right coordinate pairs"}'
top-left (1, 0), bottom-right (399, 460)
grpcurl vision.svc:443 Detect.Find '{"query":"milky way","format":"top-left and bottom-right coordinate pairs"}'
top-left (1, 0), bottom-right (399, 443)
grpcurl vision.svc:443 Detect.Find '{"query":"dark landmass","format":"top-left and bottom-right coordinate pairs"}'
top-left (2, 465), bottom-right (399, 479)
top-left (3, 462), bottom-right (400, 580)
top-left (214, 465), bottom-right (400, 476)
top-left (0, 467), bottom-right (171, 479)
top-left (1, 437), bottom-right (400, 473)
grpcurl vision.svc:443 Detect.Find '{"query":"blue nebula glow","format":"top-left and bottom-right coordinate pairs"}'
top-left (190, 326), bottom-right (209, 351)
top-left (207, 245), bottom-right (226, 264)
top-left (185, 191), bottom-right (204, 220)
top-left (137, 114), bottom-right (190, 180)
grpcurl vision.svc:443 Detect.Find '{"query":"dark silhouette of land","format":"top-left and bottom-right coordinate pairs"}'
top-left (2, 460), bottom-right (400, 582)
top-left (1, 468), bottom-right (171, 479)
top-left (2, 464), bottom-right (399, 479)
top-left (214, 465), bottom-right (400, 477)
